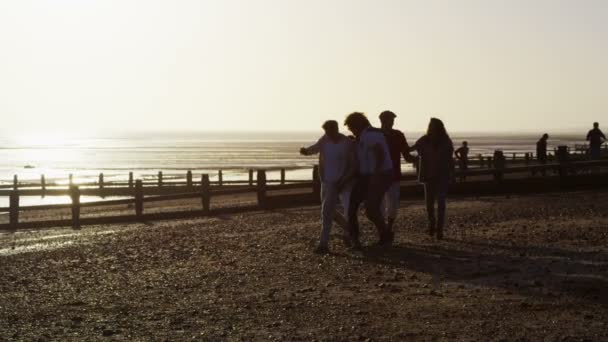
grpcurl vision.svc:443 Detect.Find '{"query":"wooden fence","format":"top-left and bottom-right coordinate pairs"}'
top-left (1, 149), bottom-right (608, 231)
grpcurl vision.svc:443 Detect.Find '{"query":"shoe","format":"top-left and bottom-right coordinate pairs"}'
top-left (342, 235), bottom-right (352, 248)
top-left (350, 240), bottom-right (363, 251)
top-left (428, 221), bottom-right (436, 237)
top-left (436, 229), bottom-right (444, 240)
top-left (314, 245), bottom-right (329, 255)
top-left (376, 231), bottom-right (394, 247)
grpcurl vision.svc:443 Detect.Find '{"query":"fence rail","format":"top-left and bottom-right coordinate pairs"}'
top-left (1, 148), bottom-right (608, 231)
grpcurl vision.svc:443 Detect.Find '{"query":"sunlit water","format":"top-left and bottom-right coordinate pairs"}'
top-left (0, 131), bottom-right (590, 207)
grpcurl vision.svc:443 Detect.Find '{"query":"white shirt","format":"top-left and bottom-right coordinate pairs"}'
top-left (356, 127), bottom-right (393, 175)
top-left (303, 134), bottom-right (355, 183)
top-left (322, 138), bottom-right (351, 182)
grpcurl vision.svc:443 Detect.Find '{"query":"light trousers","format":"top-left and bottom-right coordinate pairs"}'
top-left (319, 181), bottom-right (352, 248)
top-left (383, 181), bottom-right (401, 220)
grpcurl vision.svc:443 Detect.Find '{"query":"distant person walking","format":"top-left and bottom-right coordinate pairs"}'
top-left (454, 141), bottom-right (469, 181)
top-left (410, 118), bottom-right (454, 240)
top-left (300, 120), bottom-right (356, 254)
top-left (344, 112), bottom-right (394, 248)
top-left (536, 133), bottom-right (549, 176)
top-left (586, 122), bottom-right (606, 160)
top-left (378, 111), bottom-right (416, 234)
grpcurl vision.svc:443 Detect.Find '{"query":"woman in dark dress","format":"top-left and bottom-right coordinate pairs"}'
top-left (410, 118), bottom-right (454, 239)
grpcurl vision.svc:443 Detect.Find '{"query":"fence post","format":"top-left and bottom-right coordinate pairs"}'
top-left (68, 174), bottom-right (73, 186)
top-left (493, 150), bottom-right (505, 182)
top-left (135, 179), bottom-right (143, 219)
top-left (187, 170), bottom-right (193, 188)
top-left (70, 185), bottom-right (81, 229)
top-left (41, 174), bottom-right (46, 193)
top-left (312, 165), bottom-right (321, 202)
top-left (478, 155), bottom-right (484, 168)
top-left (557, 145), bottom-right (570, 178)
top-left (280, 168), bottom-right (286, 185)
top-left (218, 170), bottom-right (223, 186)
top-left (9, 191), bottom-right (19, 229)
top-left (99, 173), bottom-right (104, 190)
top-left (524, 153), bottom-right (530, 165)
top-left (249, 169), bottom-right (254, 186)
top-left (257, 170), bottom-right (267, 208)
top-left (13, 175), bottom-right (17, 191)
top-left (201, 174), bottom-right (210, 214)
top-left (158, 171), bottom-right (163, 187)
top-left (128, 172), bottom-right (134, 188)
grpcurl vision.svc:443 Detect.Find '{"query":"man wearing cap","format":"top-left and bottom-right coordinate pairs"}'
top-left (344, 112), bottom-right (394, 248)
top-left (378, 111), bottom-right (416, 234)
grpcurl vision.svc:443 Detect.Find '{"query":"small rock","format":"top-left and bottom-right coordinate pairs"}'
top-left (102, 329), bottom-right (116, 337)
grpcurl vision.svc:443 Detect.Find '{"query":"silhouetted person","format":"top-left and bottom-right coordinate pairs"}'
top-left (536, 133), bottom-right (549, 176)
top-left (344, 112), bottom-right (394, 248)
top-left (454, 141), bottom-right (469, 181)
top-left (587, 122), bottom-right (606, 160)
top-left (378, 110), bottom-right (416, 234)
top-left (300, 120), bottom-right (356, 254)
top-left (410, 118), bottom-right (454, 240)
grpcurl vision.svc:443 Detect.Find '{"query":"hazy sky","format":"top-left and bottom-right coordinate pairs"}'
top-left (0, 0), bottom-right (607, 135)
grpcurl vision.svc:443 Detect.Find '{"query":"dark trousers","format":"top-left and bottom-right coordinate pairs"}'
top-left (538, 155), bottom-right (547, 176)
top-left (347, 172), bottom-right (393, 242)
top-left (424, 179), bottom-right (448, 232)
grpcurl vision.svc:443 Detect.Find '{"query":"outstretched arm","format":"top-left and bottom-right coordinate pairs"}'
top-left (300, 138), bottom-right (322, 156)
top-left (401, 138), bottom-right (417, 163)
top-left (454, 148), bottom-right (462, 160)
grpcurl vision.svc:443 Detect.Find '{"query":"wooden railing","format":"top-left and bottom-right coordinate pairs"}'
top-left (1, 150), bottom-right (608, 231)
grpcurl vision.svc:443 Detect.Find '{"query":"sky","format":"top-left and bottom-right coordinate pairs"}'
top-left (0, 0), bottom-right (607, 136)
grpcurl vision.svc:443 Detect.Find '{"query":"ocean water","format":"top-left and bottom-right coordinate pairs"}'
top-left (0, 131), bottom-right (590, 207)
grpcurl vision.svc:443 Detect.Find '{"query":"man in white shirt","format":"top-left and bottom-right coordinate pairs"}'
top-left (300, 120), bottom-right (356, 254)
top-left (344, 112), bottom-right (394, 248)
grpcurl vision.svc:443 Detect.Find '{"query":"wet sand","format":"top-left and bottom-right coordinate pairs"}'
top-left (1, 190), bottom-right (607, 340)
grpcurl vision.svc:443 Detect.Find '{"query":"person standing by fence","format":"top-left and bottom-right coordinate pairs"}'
top-left (410, 118), bottom-right (454, 240)
top-left (535, 133), bottom-right (549, 176)
top-left (300, 120), bottom-right (356, 254)
top-left (454, 141), bottom-right (469, 181)
top-left (344, 112), bottom-right (394, 249)
top-left (378, 110), bottom-right (416, 235)
top-left (587, 122), bottom-right (606, 160)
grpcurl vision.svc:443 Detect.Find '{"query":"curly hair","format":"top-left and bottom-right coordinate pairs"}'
top-left (344, 112), bottom-right (371, 129)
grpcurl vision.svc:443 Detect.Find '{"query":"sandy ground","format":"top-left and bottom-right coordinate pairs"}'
top-left (1, 190), bottom-right (608, 341)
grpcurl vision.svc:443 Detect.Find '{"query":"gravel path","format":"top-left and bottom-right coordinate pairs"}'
top-left (1, 191), bottom-right (607, 340)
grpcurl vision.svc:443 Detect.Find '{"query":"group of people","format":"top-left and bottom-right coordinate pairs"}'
top-left (301, 118), bottom-right (605, 254)
top-left (536, 122), bottom-right (606, 167)
top-left (300, 112), bottom-right (454, 254)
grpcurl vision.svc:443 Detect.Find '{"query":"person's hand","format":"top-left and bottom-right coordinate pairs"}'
top-left (299, 147), bottom-right (307, 156)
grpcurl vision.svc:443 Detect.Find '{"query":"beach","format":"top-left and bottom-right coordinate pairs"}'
top-left (1, 190), bottom-right (607, 340)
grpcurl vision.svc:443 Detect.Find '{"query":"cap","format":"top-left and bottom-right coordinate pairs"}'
top-left (379, 111), bottom-right (396, 119)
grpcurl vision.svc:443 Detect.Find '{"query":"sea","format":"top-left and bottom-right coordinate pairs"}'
top-left (0, 131), bottom-right (589, 207)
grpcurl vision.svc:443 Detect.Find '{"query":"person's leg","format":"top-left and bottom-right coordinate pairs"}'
top-left (338, 184), bottom-right (353, 241)
top-left (347, 177), bottom-right (367, 248)
top-left (364, 174), bottom-right (392, 245)
top-left (436, 181), bottom-right (448, 239)
top-left (539, 157), bottom-right (547, 176)
top-left (386, 182), bottom-right (400, 233)
top-left (424, 182), bottom-right (437, 236)
top-left (318, 182), bottom-right (338, 252)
